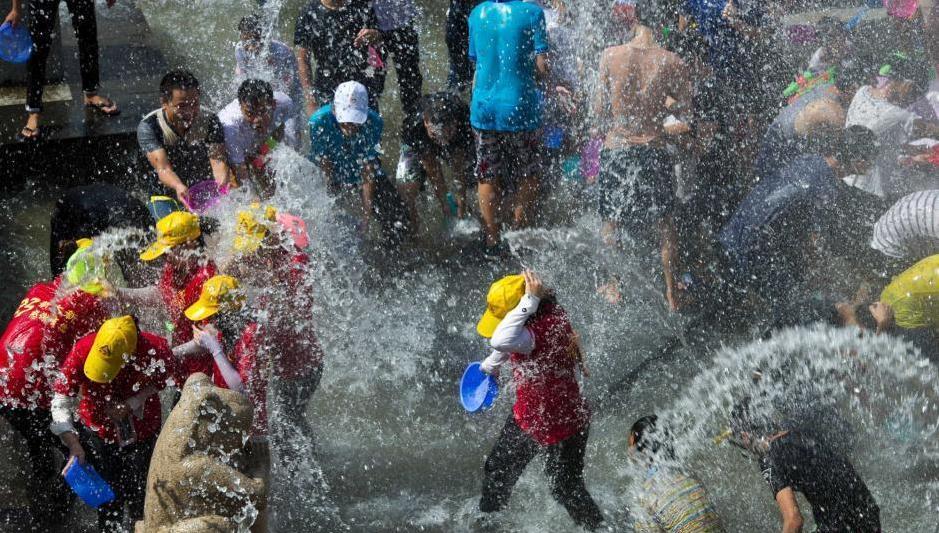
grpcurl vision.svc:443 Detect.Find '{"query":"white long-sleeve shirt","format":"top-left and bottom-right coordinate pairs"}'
top-left (480, 294), bottom-right (540, 374)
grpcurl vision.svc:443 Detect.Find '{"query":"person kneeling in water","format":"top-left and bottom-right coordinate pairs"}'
top-left (475, 270), bottom-right (603, 530)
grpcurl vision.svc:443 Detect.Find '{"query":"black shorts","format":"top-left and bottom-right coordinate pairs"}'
top-left (473, 128), bottom-right (544, 188)
top-left (597, 146), bottom-right (675, 227)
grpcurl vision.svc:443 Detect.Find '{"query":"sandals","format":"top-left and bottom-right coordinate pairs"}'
top-left (85, 96), bottom-right (120, 116)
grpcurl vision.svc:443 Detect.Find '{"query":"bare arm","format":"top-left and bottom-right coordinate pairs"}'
top-left (361, 163), bottom-right (377, 232)
top-left (420, 153), bottom-right (451, 217)
top-left (536, 53), bottom-right (550, 83)
top-left (775, 487), bottom-right (804, 533)
top-left (318, 158), bottom-right (338, 194)
top-left (4, 0), bottom-right (21, 25)
top-left (295, 47), bottom-right (318, 117)
top-left (147, 149), bottom-right (189, 201)
top-left (207, 143), bottom-right (235, 188)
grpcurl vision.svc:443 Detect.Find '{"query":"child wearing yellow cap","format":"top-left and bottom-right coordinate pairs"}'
top-left (473, 270), bottom-right (603, 530)
top-left (119, 212), bottom-right (218, 380)
top-left (49, 316), bottom-right (179, 530)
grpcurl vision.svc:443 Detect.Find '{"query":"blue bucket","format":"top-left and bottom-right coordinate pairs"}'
top-left (63, 460), bottom-right (116, 509)
top-left (0, 22), bottom-right (32, 64)
top-left (460, 362), bottom-right (498, 412)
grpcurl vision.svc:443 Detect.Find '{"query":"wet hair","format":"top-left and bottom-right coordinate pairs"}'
top-left (833, 124), bottom-right (877, 163)
top-left (630, 415), bottom-right (675, 460)
top-left (420, 92), bottom-right (469, 128)
top-left (885, 53), bottom-right (931, 94)
top-left (238, 13), bottom-right (263, 40)
top-left (730, 397), bottom-right (780, 437)
top-left (834, 61), bottom-right (870, 95)
top-left (159, 69), bottom-right (200, 102)
top-left (635, 0), bottom-right (666, 30)
top-left (237, 79), bottom-right (274, 106)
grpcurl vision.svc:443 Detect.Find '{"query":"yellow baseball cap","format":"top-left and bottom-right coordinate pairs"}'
top-left (233, 204), bottom-right (278, 254)
top-left (65, 239), bottom-right (107, 295)
top-left (140, 211), bottom-right (201, 261)
top-left (476, 275), bottom-right (526, 338)
top-left (84, 316), bottom-right (138, 384)
top-left (184, 275), bottom-right (245, 321)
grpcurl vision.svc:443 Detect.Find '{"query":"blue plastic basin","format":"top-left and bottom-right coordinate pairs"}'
top-left (0, 22), bottom-right (32, 64)
top-left (63, 459), bottom-right (116, 509)
top-left (460, 362), bottom-right (498, 412)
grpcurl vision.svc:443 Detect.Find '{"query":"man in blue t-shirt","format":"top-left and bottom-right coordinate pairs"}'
top-left (309, 81), bottom-right (384, 231)
top-left (468, 0), bottom-right (550, 253)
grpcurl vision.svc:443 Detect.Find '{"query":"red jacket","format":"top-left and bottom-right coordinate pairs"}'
top-left (158, 259), bottom-right (217, 378)
top-left (212, 320), bottom-right (321, 437)
top-left (0, 280), bottom-right (59, 409)
top-left (54, 331), bottom-right (178, 443)
top-left (257, 249), bottom-right (325, 375)
top-left (0, 279), bottom-right (107, 409)
top-left (510, 302), bottom-right (590, 446)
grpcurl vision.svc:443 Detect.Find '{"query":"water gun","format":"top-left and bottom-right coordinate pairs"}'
top-left (250, 137), bottom-right (278, 170)
top-left (783, 66), bottom-right (837, 103)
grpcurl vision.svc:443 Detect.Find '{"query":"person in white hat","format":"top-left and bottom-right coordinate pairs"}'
top-left (308, 81), bottom-right (402, 239)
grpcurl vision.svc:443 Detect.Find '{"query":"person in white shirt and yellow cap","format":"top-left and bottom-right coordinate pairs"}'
top-left (474, 270), bottom-right (604, 530)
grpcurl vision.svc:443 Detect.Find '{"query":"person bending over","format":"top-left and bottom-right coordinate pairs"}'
top-left (728, 399), bottom-right (880, 533)
top-left (138, 69), bottom-right (233, 201)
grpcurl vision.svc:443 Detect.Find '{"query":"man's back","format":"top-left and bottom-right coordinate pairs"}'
top-left (761, 432), bottom-right (880, 532)
top-left (595, 41), bottom-right (690, 148)
top-left (468, 0), bottom-right (548, 132)
top-left (720, 154), bottom-right (839, 258)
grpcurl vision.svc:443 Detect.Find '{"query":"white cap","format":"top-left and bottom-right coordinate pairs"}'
top-left (333, 81), bottom-right (369, 125)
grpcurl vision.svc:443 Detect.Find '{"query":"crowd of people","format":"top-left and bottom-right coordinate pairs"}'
top-left (2, 0), bottom-right (939, 530)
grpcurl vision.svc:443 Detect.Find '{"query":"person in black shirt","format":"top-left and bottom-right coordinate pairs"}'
top-left (729, 400), bottom-right (881, 533)
top-left (395, 92), bottom-right (475, 233)
top-left (293, 0), bottom-right (382, 118)
top-left (137, 70), bottom-right (232, 200)
top-left (445, 0), bottom-right (483, 92)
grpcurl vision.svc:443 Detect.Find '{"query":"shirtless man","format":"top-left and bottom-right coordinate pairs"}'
top-left (591, 0), bottom-right (692, 310)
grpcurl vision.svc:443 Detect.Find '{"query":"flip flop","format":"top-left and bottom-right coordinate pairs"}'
top-left (16, 125), bottom-right (42, 142)
top-left (85, 96), bottom-right (120, 116)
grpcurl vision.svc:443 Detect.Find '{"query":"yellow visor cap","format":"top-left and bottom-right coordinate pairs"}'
top-left (233, 205), bottom-right (277, 254)
top-left (185, 275), bottom-right (244, 322)
top-left (140, 211), bottom-right (201, 261)
top-left (476, 274), bottom-right (526, 338)
top-left (84, 316), bottom-right (138, 383)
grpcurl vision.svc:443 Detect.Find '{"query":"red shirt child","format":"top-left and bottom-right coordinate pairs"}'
top-left (52, 328), bottom-right (178, 443)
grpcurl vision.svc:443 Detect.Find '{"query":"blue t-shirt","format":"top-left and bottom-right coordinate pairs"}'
top-left (468, 0), bottom-right (549, 132)
top-left (308, 105), bottom-right (383, 186)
